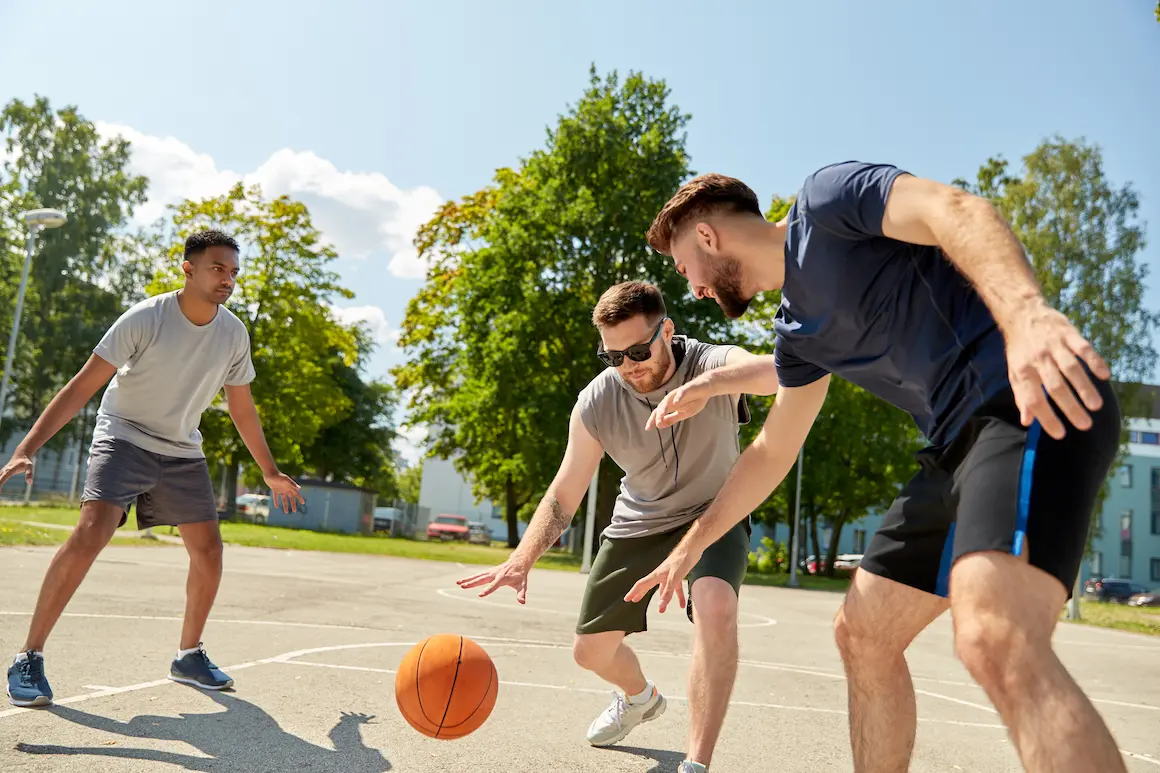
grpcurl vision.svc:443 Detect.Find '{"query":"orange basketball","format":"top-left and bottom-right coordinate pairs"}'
top-left (394, 633), bottom-right (498, 739)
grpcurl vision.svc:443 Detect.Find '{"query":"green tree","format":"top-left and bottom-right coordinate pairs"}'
top-left (149, 183), bottom-right (363, 512)
top-left (396, 65), bottom-right (727, 547)
top-left (397, 463), bottom-right (423, 504)
top-left (299, 333), bottom-right (400, 498)
top-left (0, 97), bottom-right (149, 461)
top-left (955, 135), bottom-right (1158, 557)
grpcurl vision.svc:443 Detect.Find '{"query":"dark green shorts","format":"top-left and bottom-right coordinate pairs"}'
top-left (575, 517), bottom-right (751, 635)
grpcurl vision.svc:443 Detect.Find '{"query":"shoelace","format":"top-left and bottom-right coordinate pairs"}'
top-left (193, 647), bottom-right (218, 670)
top-left (19, 653), bottom-right (43, 684)
top-left (603, 692), bottom-right (628, 730)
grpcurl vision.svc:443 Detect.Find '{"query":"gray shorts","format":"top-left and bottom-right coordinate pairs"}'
top-left (81, 438), bottom-right (219, 529)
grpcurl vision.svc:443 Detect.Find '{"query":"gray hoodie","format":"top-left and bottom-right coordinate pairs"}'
top-left (577, 335), bottom-right (750, 539)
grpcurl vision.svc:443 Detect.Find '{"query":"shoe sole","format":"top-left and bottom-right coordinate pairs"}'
top-left (167, 674), bottom-right (234, 691)
top-left (587, 696), bottom-right (667, 747)
top-left (6, 691), bottom-right (52, 708)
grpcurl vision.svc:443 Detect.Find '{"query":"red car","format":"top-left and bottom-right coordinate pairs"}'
top-left (427, 514), bottom-right (469, 541)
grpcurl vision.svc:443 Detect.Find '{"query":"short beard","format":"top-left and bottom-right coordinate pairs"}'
top-left (712, 256), bottom-right (752, 319)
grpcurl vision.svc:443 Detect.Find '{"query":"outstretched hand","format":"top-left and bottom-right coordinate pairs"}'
top-left (0, 454), bottom-right (33, 488)
top-left (1005, 304), bottom-right (1110, 440)
top-left (456, 559), bottom-right (530, 604)
top-left (646, 382), bottom-right (710, 431)
top-left (264, 470), bottom-right (305, 512)
top-left (623, 546), bottom-right (699, 613)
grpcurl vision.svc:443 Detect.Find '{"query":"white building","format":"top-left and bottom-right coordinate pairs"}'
top-left (417, 455), bottom-right (527, 542)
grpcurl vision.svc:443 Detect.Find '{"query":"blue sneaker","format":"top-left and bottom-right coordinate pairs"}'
top-left (168, 644), bottom-right (233, 691)
top-left (7, 651), bottom-right (53, 707)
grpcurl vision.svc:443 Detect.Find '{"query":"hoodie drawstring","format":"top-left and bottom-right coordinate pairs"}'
top-left (644, 395), bottom-right (680, 488)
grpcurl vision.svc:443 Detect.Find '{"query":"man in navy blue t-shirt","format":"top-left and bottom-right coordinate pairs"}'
top-left (626, 162), bottom-right (1125, 772)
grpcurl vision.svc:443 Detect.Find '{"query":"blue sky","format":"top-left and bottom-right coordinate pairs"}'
top-left (2, 0), bottom-right (1157, 459)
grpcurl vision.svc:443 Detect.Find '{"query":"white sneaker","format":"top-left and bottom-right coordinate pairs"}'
top-left (585, 684), bottom-right (666, 746)
top-left (679, 762), bottom-right (708, 773)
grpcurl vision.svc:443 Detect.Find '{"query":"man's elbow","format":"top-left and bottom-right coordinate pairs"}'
top-left (758, 357), bottom-right (780, 395)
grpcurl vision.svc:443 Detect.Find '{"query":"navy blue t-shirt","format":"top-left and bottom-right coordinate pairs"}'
top-left (773, 161), bottom-right (1011, 446)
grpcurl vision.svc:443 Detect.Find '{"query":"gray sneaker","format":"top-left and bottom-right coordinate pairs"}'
top-left (586, 684), bottom-right (666, 746)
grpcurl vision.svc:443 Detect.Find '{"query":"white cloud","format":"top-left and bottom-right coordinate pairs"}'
top-left (329, 304), bottom-right (394, 347)
top-left (394, 423), bottom-right (428, 467)
top-left (97, 123), bottom-right (443, 277)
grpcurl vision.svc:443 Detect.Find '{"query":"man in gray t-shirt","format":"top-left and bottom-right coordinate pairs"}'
top-left (457, 282), bottom-right (779, 773)
top-left (1, 229), bottom-right (304, 709)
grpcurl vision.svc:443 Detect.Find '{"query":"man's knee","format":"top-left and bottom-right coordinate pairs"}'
top-left (70, 502), bottom-right (120, 554)
top-left (950, 551), bottom-right (1059, 694)
top-left (832, 603), bottom-right (891, 662)
top-left (834, 568), bottom-right (949, 664)
top-left (690, 577), bottom-right (738, 632)
top-left (573, 633), bottom-right (620, 672)
top-left (181, 522), bottom-right (224, 563)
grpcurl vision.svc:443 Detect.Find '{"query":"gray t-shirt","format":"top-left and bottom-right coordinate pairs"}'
top-left (91, 290), bottom-right (256, 458)
top-left (577, 336), bottom-right (749, 539)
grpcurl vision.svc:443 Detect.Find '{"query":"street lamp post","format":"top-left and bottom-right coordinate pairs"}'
top-left (0, 209), bottom-right (67, 498)
top-left (788, 445), bottom-right (804, 588)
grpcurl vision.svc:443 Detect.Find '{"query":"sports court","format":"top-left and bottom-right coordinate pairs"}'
top-left (1, 543), bottom-right (1157, 772)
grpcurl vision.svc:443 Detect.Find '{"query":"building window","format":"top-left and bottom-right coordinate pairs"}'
top-left (1129, 430), bottom-right (1140, 443)
top-left (1090, 552), bottom-right (1102, 577)
top-left (1143, 432), bottom-right (1160, 445)
top-left (1152, 558), bottom-right (1160, 583)
top-left (1120, 510), bottom-right (1132, 578)
top-left (853, 529), bottom-right (866, 554)
top-left (1120, 465), bottom-right (1133, 487)
top-left (1153, 469), bottom-right (1160, 535)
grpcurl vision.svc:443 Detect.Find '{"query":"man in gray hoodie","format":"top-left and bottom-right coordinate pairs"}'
top-left (457, 281), bottom-right (779, 773)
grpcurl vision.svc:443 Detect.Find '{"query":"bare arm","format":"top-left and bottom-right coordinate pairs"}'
top-left (224, 384), bottom-right (278, 476)
top-left (695, 347), bottom-right (780, 397)
top-left (677, 375), bottom-right (829, 555)
top-left (880, 173), bottom-right (1109, 437)
top-left (647, 346), bottom-right (778, 430)
top-left (15, 354), bottom-right (117, 457)
top-left (626, 375), bottom-right (831, 608)
top-left (509, 403), bottom-right (604, 570)
top-left (880, 174), bottom-right (1044, 332)
top-left (224, 383), bottom-right (303, 511)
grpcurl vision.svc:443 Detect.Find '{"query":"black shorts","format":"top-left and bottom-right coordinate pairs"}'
top-left (859, 377), bottom-right (1120, 598)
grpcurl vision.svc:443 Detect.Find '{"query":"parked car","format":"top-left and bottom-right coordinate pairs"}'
top-left (236, 493), bottom-right (270, 523)
top-left (1126, 587), bottom-right (1160, 607)
top-left (1084, 577), bottom-right (1151, 604)
top-left (427, 514), bottom-right (469, 541)
top-left (467, 522), bottom-right (491, 544)
top-left (833, 554), bottom-right (863, 571)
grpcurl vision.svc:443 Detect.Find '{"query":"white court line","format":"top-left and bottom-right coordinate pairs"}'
top-left (4, 612), bottom-right (1154, 716)
top-left (4, 634), bottom-right (1157, 765)
top-left (434, 587), bottom-right (777, 628)
top-left (0, 611), bottom-right (372, 632)
top-left (270, 645), bottom-right (1007, 731)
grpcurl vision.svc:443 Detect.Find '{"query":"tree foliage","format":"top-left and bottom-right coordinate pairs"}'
top-left (395, 65), bottom-right (732, 546)
top-left (955, 136), bottom-right (1157, 552)
top-left (0, 96), bottom-right (149, 454)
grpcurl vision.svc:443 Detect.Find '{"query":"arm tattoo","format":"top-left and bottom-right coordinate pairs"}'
top-left (516, 495), bottom-right (573, 562)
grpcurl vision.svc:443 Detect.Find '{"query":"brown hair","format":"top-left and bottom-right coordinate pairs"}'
top-left (646, 173), bottom-right (763, 255)
top-left (591, 281), bottom-right (666, 329)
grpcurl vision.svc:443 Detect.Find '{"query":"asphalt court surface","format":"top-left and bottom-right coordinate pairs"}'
top-left (0, 544), bottom-right (1157, 772)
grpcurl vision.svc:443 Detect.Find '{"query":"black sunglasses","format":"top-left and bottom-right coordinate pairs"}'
top-left (597, 318), bottom-right (667, 367)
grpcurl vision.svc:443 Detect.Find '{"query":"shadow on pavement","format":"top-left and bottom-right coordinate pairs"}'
top-left (15, 689), bottom-right (391, 772)
top-left (600, 744), bottom-right (687, 773)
